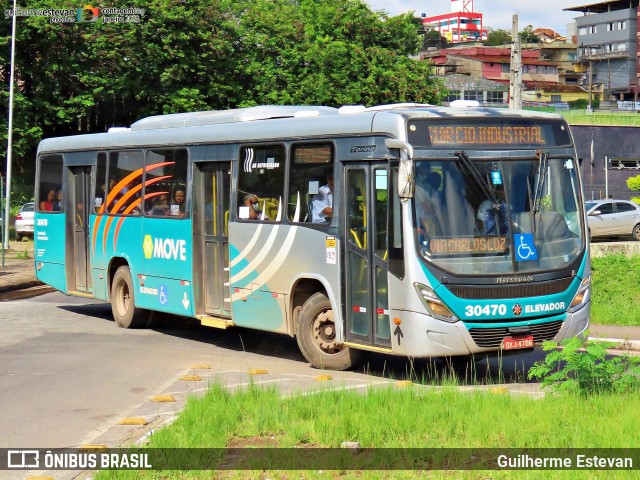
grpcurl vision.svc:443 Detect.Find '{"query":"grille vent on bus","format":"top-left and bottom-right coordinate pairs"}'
top-left (468, 320), bottom-right (564, 348)
top-left (446, 277), bottom-right (573, 300)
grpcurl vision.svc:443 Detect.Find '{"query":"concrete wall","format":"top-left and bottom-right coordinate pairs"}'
top-left (570, 125), bottom-right (640, 201)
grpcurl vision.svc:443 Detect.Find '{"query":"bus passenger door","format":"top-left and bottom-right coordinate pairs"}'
top-left (68, 166), bottom-right (92, 294)
top-left (194, 163), bottom-right (231, 317)
top-left (343, 163), bottom-right (392, 348)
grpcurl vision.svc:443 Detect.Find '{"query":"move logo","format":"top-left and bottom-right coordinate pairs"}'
top-left (143, 235), bottom-right (187, 261)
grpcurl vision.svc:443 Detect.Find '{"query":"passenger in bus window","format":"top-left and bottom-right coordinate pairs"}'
top-left (243, 193), bottom-right (264, 220)
top-left (151, 194), bottom-right (170, 216)
top-left (311, 173), bottom-right (333, 223)
top-left (170, 187), bottom-right (186, 217)
top-left (52, 189), bottom-right (62, 211)
top-left (477, 200), bottom-right (507, 235)
top-left (40, 189), bottom-right (56, 212)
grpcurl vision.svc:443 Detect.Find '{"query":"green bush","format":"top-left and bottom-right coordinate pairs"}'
top-left (569, 99), bottom-right (588, 109)
top-left (528, 334), bottom-right (640, 396)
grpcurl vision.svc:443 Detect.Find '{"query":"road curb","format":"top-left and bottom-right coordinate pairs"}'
top-left (588, 336), bottom-right (640, 352)
top-left (0, 278), bottom-right (44, 295)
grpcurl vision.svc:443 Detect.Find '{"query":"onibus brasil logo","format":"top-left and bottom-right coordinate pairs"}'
top-left (76, 4), bottom-right (99, 22)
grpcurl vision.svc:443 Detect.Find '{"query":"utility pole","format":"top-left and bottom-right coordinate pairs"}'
top-left (4, 0), bottom-right (18, 251)
top-left (604, 155), bottom-right (609, 199)
top-left (509, 15), bottom-right (522, 109)
top-left (588, 60), bottom-right (593, 110)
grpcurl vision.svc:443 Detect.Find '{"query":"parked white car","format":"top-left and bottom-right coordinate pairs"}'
top-left (15, 202), bottom-right (35, 241)
top-left (585, 199), bottom-right (640, 241)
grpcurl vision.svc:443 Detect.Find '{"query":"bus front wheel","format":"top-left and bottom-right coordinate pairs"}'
top-left (111, 266), bottom-right (146, 329)
top-left (296, 292), bottom-right (367, 371)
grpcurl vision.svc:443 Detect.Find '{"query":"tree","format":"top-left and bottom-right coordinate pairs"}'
top-left (627, 175), bottom-right (640, 204)
top-left (1, 0), bottom-right (446, 187)
top-left (519, 25), bottom-right (540, 44)
top-left (484, 29), bottom-right (511, 47)
top-left (422, 29), bottom-right (449, 50)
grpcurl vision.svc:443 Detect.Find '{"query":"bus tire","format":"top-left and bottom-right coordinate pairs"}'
top-left (111, 265), bottom-right (146, 329)
top-left (296, 292), bottom-right (367, 371)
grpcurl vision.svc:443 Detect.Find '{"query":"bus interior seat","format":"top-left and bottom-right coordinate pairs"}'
top-left (260, 197), bottom-right (279, 220)
top-left (535, 211), bottom-right (571, 241)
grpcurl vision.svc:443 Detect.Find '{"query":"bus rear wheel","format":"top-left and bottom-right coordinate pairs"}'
top-left (296, 292), bottom-right (367, 371)
top-left (111, 266), bottom-right (146, 329)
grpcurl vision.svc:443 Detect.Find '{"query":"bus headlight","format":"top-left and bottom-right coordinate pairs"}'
top-left (567, 274), bottom-right (591, 313)
top-left (414, 283), bottom-right (458, 323)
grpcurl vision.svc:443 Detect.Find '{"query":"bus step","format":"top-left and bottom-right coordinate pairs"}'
top-left (67, 290), bottom-right (95, 298)
top-left (197, 315), bottom-right (234, 329)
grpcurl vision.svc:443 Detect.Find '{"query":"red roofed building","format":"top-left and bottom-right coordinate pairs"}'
top-left (421, 0), bottom-right (488, 44)
top-left (428, 46), bottom-right (560, 85)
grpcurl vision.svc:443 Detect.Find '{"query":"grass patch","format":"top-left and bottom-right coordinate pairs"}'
top-left (591, 255), bottom-right (640, 326)
top-left (96, 384), bottom-right (640, 479)
top-left (560, 111), bottom-right (640, 126)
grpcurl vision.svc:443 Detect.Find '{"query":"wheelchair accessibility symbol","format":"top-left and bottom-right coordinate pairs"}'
top-left (159, 285), bottom-right (168, 305)
top-left (515, 234), bottom-right (538, 261)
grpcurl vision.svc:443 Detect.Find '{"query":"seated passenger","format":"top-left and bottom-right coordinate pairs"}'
top-left (477, 200), bottom-right (507, 235)
top-left (150, 194), bottom-right (170, 216)
top-left (311, 174), bottom-right (333, 224)
top-left (52, 189), bottom-right (62, 212)
top-left (40, 189), bottom-right (56, 212)
top-left (243, 193), bottom-right (264, 220)
top-left (170, 187), bottom-right (186, 218)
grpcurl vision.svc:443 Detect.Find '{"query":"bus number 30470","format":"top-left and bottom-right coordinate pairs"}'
top-left (464, 304), bottom-right (507, 317)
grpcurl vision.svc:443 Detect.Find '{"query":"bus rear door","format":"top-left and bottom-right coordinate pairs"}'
top-left (67, 166), bottom-right (92, 294)
top-left (193, 162), bottom-right (231, 319)
top-left (343, 162), bottom-right (392, 349)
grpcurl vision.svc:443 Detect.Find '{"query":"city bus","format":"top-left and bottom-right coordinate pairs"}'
top-left (34, 104), bottom-right (591, 370)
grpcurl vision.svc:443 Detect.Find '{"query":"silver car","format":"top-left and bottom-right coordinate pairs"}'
top-left (585, 199), bottom-right (640, 241)
top-left (15, 202), bottom-right (35, 241)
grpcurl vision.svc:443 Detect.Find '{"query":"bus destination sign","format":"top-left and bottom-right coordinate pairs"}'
top-left (429, 125), bottom-right (545, 146)
top-left (430, 236), bottom-right (508, 256)
top-left (408, 119), bottom-right (572, 149)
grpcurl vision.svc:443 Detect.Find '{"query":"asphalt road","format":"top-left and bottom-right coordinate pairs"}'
top-left (0, 291), bottom-right (549, 479)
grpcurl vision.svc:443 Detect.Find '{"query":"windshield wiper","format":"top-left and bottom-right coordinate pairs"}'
top-left (452, 150), bottom-right (498, 205)
top-left (532, 150), bottom-right (549, 217)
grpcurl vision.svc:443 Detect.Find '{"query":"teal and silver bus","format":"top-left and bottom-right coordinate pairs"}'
top-left (34, 104), bottom-right (591, 370)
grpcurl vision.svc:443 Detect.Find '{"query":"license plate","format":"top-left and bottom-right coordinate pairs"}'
top-left (502, 335), bottom-right (534, 350)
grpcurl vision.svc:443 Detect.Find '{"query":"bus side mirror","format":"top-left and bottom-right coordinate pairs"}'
top-left (385, 139), bottom-right (414, 199)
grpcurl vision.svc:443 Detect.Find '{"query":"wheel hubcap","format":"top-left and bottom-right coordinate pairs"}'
top-left (117, 282), bottom-right (130, 316)
top-left (312, 309), bottom-right (343, 354)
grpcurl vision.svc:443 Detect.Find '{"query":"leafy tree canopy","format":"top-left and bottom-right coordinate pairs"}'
top-left (484, 28), bottom-right (511, 47)
top-left (627, 175), bottom-right (640, 204)
top-left (0, 0), bottom-right (446, 184)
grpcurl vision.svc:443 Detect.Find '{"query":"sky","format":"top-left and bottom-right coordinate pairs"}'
top-left (364, 0), bottom-right (588, 36)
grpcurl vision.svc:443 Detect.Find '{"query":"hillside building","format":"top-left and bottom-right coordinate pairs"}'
top-left (565, 0), bottom-right (640, 100)
top-left (420, 0), bottom-right (488, 44)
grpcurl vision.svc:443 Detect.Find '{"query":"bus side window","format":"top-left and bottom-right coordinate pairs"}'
top-left (144, 149), bottom-right (189, 218)
top-left (37, 154), bottom-right (63, 213)
top-left (238, 145), bottom-right (285, 222)
top-left (94, 153), bottom-right (107, 213)
top-left (288, 143), bottom-right (333, 223)
top-left (107, 151), bottom-right (143, 215)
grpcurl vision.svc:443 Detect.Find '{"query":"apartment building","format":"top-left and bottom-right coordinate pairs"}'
top-left (565, 0), bottom-right (640, 100)
top-left (421, 0), bottom-right (488, 44)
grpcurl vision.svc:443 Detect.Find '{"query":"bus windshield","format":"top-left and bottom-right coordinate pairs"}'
top-left (414, 155), bottom-right (584, 275)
